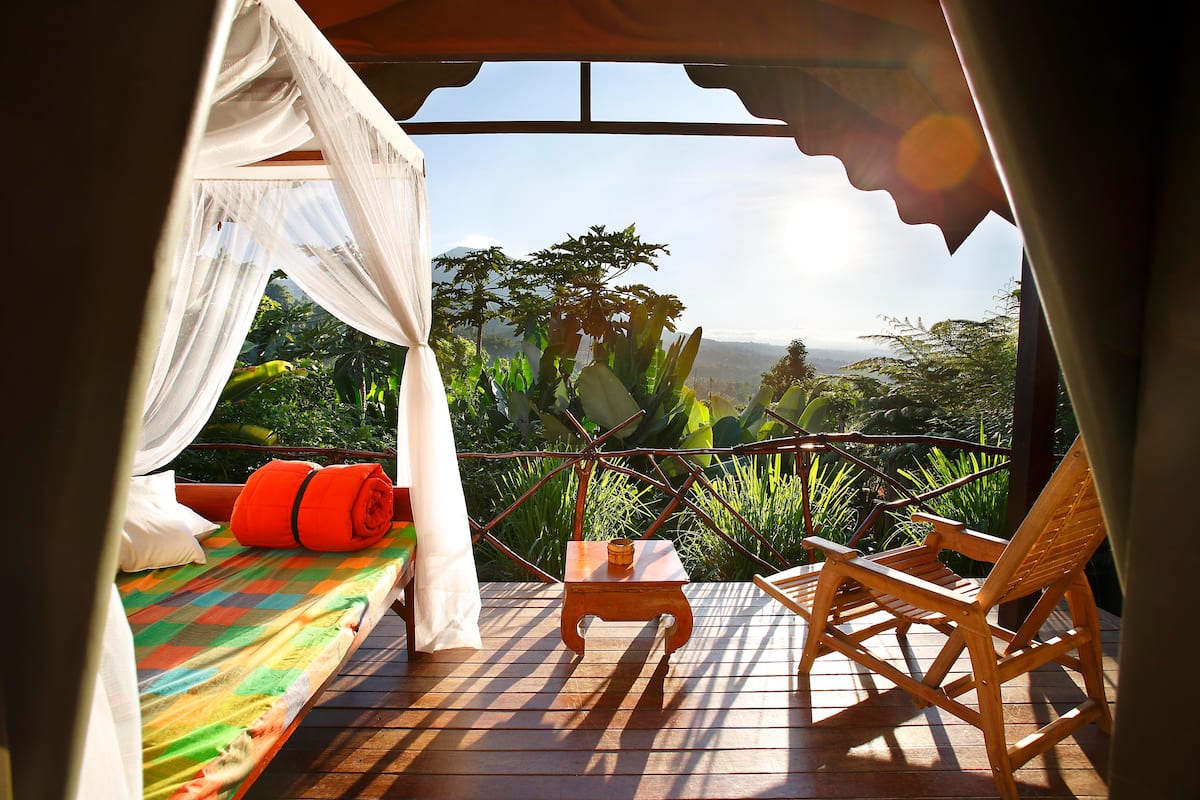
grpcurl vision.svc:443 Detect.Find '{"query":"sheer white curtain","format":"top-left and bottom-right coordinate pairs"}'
top-left (74, 585), bottom-right (143, 800)
top-left (133, 185), bottom-right (272, 475)
top-left (196, 0), bottom-right (313, 174)
top-left (239, 0), bottom-right (483, 651)
top-left (206, 176), bottom-right (482, 652)
top-left (139, 0), bottom-right (306, 474)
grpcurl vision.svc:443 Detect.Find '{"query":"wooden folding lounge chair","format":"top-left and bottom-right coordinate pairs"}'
top-left (754, 436), bottom-right (1111, 800)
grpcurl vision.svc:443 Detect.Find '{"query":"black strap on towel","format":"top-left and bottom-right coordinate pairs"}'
top-left (289, 468), bottom-right (320, 547)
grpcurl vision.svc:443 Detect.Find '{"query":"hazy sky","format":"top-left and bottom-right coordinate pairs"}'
top-left (409, 63), bottom-right (1023, 350)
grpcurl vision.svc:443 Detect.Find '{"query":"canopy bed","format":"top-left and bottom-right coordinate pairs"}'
top-left (74, 0), bottom-right (482, 796)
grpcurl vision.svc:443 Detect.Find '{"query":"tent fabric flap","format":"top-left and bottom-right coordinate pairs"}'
top-left (685, 63), bottom-right (1010, 252)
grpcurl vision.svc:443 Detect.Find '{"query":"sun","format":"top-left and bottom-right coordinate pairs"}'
top-left (780, 198), bottom-right (863, 276)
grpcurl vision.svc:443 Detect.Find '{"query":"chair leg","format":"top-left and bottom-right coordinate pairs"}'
top-left (1005, 574), bottom-right (1073, 653)
top-left (799, 567), bottom-right (844, 673)
top-left (964, 624), bottom-right (1019, 800)
top-left (1065, 574), bottom-right (1113, 733)
top-left (920, 626), bottom-right (966, 699)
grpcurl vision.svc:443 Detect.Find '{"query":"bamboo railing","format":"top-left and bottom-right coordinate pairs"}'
top-left (188, 426), bottom-right (1010, 583)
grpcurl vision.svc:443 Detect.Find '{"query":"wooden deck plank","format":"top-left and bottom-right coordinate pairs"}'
top-left (246, 581), bottom-right (1118, 800)
top-left (250, 768), bottom-right (1109, 800)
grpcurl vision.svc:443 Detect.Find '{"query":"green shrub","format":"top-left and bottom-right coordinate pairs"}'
top-left (474, 457), bottom-right (654, 581)
top-left (674, 455), bottom-right (862, 581)
top-left (886, 441), bottom-right (1010, 576)
top-left (169, 359), bottom-right (396, 483)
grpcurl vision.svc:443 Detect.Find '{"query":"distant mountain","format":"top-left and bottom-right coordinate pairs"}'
top-left (432, 246), bottom-right (475, 284)
top-left (685, 337), bottom-right (882, 403)
top-left (434, 247), bottom-right (884, 402)
top-left (470, 319), bottom-right (883, 404)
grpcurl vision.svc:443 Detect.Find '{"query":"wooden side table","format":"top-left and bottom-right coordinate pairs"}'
top-left (561, 539), bottom-right (693, 656)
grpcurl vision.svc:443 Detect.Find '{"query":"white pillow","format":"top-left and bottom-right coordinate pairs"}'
top-left (118, 471), bottom-right (218, 572)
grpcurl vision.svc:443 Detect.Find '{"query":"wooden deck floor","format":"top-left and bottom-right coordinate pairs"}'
top-left (248, 582), bottom-right (1119, 799)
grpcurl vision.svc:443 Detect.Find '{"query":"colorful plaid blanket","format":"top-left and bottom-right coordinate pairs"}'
top-left (117, 523), bottom-right (416, 800)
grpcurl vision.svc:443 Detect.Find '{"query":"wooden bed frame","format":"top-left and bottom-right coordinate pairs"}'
top-left (170, 482), bottom-right (418, 799)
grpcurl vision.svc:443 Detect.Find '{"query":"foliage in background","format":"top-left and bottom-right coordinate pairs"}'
top-left (883, 437), bottom-right (1011, 576)
top-left (169, 357), bottom-right (396, 483)
top-left (845, 290), bottom-right (1020, 462)
top-left (170, 276), bottom-right (400, 483)
top-left (675, 455), bottom-right (862, 581)
top-left (433, 246), bottom-right (516, 356)
top-left (473, 458), bottom-right (654, 581)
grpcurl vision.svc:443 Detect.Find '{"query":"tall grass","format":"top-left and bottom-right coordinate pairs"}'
top-left (887, 441), bottom-right (1010, 576)
top-left (675, 455), bottom-right (862, 581)
top-left (474, 457), bottom-right (654, 581)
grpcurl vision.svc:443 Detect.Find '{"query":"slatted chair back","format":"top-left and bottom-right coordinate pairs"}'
top-left (976, 437), bottom-right (1107, 609)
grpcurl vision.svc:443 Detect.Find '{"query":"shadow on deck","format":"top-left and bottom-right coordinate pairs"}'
top-left (248, 582), bottom-right (1118, 799)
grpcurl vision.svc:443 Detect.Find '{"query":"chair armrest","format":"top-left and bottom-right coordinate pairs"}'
top-left (802, 536), bottom-right (861, 562)
top-left (911, 512), bottom-right (1008, 563)
top-left (835, 553), bottom-right (978, 618)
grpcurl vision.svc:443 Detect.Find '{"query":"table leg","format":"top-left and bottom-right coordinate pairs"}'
top-left (663, 591), bottom-right (694, 655)
top-left (561, 589), bottom-right (586, 655)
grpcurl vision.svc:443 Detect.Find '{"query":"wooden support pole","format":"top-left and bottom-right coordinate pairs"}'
top-left (999, 254), bottom-right (1059, 629)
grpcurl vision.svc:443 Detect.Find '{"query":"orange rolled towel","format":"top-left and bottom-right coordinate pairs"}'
top-left (231, 460), bottom-right (395, 551)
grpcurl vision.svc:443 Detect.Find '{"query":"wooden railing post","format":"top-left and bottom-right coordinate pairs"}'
top-left (572, 459), bottom-right (594, 541)
top-left (799, 449), bottom-right (815, 540)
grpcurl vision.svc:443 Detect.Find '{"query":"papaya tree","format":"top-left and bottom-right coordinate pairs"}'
top-left (464, 223), bottom-right (690, 449)
top-left (434, 245), bottom-right (519, 356)
top-left (509, 223), bottom-right (672, 342)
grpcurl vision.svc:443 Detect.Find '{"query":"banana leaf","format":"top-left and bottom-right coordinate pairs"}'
top-left (220, 360), bottom-right (294, 404)
top-left (577, 362), bottom-right (641, 437)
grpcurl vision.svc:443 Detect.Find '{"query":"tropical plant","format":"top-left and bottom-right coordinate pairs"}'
top-left (239, 277), bottom-right (321, 364)
top-left (456, 237), bottom-right (698, 454)
top-left (847, 304), bottom-right (1018, 444)
top-left (677, 382), bottom-right (833, 476)
top-left (219, 359), bottom-right (297, 407)
top-left (324, 328), bottom-right (405, 426)
top-left (473, 457), bottom-right (655, 580)
top-left (506, 223), bottom-right (676, 342)
top-left (573, 295), bottom-right (703, 451)
top-left (433, 245), bottom-right (518, 356)
top-left (674, 455), bottom-right (862, 581)
top-left (884, 436), bottom-right (1010, 576)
